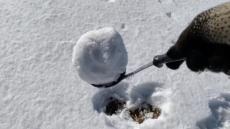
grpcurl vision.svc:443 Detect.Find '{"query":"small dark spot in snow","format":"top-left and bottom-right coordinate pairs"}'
top-left (166, 12), bottom-right (172, 18)
top-left (120, 23), bottom-right (127, 30)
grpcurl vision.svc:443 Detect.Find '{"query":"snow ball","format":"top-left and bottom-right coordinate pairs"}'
top-left (72, 27), bottom-right (128, 85)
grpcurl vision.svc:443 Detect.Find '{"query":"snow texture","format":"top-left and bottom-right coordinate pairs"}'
top-left (1, 0), bottom-right (230, 129)
top-left (72, 27), bottom-right (128, 85)
top-left (197, 93), bottom-right (230, 129)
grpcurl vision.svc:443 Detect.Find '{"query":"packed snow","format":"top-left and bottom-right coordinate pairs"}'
top-left (1, 0), bottom-right (230, 129)
top-left (72, 27), bottom-right (127, 85)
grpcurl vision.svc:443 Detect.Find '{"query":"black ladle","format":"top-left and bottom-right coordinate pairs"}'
top-left (92, 54), bottom-right (185, 88)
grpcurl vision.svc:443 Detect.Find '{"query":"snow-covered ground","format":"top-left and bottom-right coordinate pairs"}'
top-left (1, 0), bottom-right (230, 129)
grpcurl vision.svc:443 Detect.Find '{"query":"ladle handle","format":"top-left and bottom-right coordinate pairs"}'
top-left (153, 54), bottom-right (185, 67)
top-left (124, 54), bottom-right (185, 78)
top-left (124, 61), bottom-right (153, 78)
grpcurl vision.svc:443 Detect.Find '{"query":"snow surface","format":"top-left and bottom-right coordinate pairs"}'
top-left (1, 0), bottom-right (230, 129)
top-left (72, 27), bottom-right (127, 85)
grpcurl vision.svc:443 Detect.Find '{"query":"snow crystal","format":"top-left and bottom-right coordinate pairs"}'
top-left (72, 27), bottom-right (128, 85)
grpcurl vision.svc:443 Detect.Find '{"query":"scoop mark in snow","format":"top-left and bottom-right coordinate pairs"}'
top-left (92, 83), bottom-right (129, 113)
top-left (92, 82), bottom-right (171, 127)
top-left (197, 93), bottom-right (230, 129)
top-left (104, 97), bottom-right (126, 116)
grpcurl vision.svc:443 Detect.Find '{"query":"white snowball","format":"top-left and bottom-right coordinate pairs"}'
top-left (72, 27), bottom-right (128, 85)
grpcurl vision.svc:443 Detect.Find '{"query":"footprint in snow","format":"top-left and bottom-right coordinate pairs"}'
top-left (197, 93), bottom-right (230, 129)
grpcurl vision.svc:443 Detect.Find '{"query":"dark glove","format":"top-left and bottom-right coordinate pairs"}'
top-left (165, 2), bottom-right (230, 74)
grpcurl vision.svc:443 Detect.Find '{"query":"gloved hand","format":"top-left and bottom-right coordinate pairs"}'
top-left (165, 2), bottom-right (230, 75)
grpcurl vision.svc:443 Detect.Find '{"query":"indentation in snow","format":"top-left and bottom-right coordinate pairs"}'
top-left (104, 97), bottom-right (126, 116)
top-left (128, 102), bottom-right (161, 124)
top-left (92, 83), bottom-right (129, 113)
top-left (197, 93), bottom-right (230, 129)
top-left (92, 82), bottom-right (172, 128)
top-left (128, 82), bottom-right (163, 106)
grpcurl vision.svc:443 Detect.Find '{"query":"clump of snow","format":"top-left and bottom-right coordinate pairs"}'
top-left (72, 27), bottom-right (128, 85)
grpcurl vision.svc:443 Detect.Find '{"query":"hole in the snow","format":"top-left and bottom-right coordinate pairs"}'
top-left (128, 103), bottom-right (161, 124)
top-left (93, 82), bottom-right (165, 126)
top-left (92, 83), bottom-right (128, 114)
top-left (104, 97), bottom-right (126, 116)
